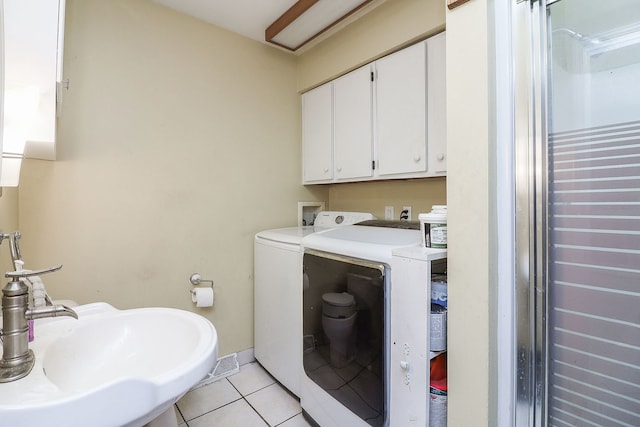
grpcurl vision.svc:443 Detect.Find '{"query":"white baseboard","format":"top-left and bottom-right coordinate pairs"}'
top-left (235, 347), bottom-right (255, 366)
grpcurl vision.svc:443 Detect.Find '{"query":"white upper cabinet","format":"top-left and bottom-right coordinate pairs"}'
top-left (333, 64), bottom-right (373, 181)
top-left (302, 83), bottom-right (333, 183)
top-left (3, 0), bottom-right (65, 161)
top-left (375, 41), bottom-right (427, 177)
top-left (301, 32), bottom-right (446, 184)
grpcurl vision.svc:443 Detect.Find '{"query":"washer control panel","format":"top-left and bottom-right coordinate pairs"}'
top-left (313, 211), bottom-right (374, 228)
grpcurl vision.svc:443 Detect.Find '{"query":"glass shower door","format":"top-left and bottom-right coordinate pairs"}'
top-left (545, 1), bottom-right (640, 425)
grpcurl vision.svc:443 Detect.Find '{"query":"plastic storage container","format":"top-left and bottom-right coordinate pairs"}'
top-left (431, 274), bottom-right (448, 308)
top-left (419, 206), bottom-right (448, 248)
top-left (430, 303), bottom-right (447, 351)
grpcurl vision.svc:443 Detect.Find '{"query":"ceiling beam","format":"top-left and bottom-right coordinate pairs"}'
top-left (265, 0), bottom-right (373, 51)
top-left (265, 0), bottom-right (319, 41)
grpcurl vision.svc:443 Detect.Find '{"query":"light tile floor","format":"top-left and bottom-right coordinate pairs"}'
top-left (175, 362), bottom-right (312, 427)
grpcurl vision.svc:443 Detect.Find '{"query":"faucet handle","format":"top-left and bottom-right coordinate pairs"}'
top-left (5, 264), bottom-right (63, 279)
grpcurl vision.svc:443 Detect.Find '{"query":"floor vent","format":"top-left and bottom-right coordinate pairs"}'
top-left (192, 353), bottom-right (240, 389)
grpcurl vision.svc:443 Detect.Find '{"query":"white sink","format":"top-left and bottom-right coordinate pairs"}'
top-left (0, 302), bottom-right (218, 427)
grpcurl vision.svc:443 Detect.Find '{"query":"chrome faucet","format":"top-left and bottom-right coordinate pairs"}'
top-left (1, 231), bottom-right (54, 306)
top-left (0, 265), bottom-right (78, 383)
top-left (0, 231), bottom-right (25, 271)
top-left (8, 231), bottom-right (22, 268)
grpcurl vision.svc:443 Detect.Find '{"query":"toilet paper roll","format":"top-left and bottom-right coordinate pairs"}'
top-left (191, 287), bottom-right (214, 307)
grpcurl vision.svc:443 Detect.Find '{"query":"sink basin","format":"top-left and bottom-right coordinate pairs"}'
top-left (0, 303), bottom-right (218, 427)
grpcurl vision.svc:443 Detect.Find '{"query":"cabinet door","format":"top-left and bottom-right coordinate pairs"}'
top-left (427, 32), bottom-right (447, 175)
top-left (375, 41), bottom-right (427, 177)
top-left (4, 0), bottom-right (64, 161)
top-left (333, 65), bottom-right (373, 181)
top-left (302, 84), bottom-right (333, 183)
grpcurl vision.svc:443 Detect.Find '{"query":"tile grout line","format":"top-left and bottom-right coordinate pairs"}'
top-left (182, 364), bottom-right (302, 427)
top-left (273, 411), bottom-right (304, 427)
top-left (174, 404), bottom-right (189, 427)
top-left (238, 382), bottom-right (305, 427)
top-left (180, 378), bottom-right (245, 424)
top-left (243, 395), bottom-right (272, 427)
top-left (227, 376), bottom-right (277, 426)
top-left (184, 398), bottom-right (244, 424)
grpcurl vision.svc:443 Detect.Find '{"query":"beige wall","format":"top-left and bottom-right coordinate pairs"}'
top-left (328, 178), bottom-right (446, 219)
top-left (0, 188), bottom-right (19, 275)
top-left (446, 1), bottom-right (493, 425)
top-left (17, 0), bottom-right (327, 356)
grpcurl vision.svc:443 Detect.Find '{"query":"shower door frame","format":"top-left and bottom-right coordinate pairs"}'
top-left (512, 0), bottom-right (550, 426)
top-left (511, 0), bottom-right (640, 425)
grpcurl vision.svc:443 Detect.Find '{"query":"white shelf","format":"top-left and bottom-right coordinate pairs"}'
top-left (392, 245), bottom-right (447, 261)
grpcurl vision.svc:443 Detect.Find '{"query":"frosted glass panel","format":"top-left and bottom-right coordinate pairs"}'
top-left (547, 1), bottom-right (640, 425)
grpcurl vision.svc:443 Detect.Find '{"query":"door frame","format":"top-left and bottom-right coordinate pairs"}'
top-left (493, 0), bottom-right (551, 425)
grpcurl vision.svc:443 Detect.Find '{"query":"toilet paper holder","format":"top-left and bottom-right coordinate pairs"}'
top-left (189, 273), bottom-right (213, 288)
top-left (189, 273), bottom-right (215, 308)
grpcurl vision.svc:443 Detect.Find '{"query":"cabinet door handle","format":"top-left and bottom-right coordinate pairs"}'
top-left (323, 167), bottom-right (329, 173)
top-left (336, 166), bottom-right (342, 172)
top-left (400, 360), bottom-right (410, 370)
top-left (413, 155), bottom-right (421, 163)
top-left (437, 154), bottom-right (445, 161)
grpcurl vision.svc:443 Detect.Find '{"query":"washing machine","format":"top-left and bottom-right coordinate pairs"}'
top-left (254, 211), bottom-right (374, 397)
top-left (300, 221), bottom-right (422, 427)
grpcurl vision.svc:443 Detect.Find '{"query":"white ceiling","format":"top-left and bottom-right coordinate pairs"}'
top-left (151, 0), bottom-right (385, 53)
top-left (152, 0), bottom-right (300, 45)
